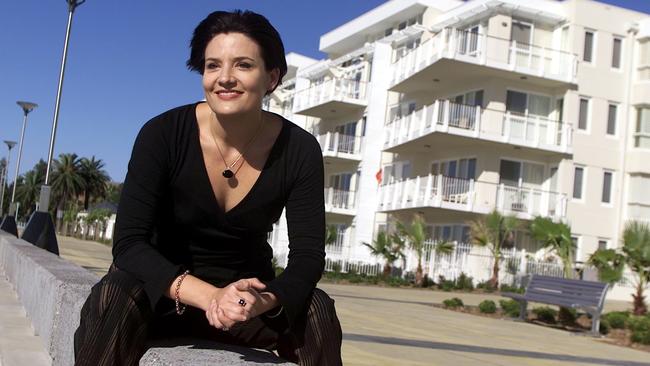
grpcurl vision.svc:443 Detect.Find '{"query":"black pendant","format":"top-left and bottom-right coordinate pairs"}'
top-left (222, 169), bottom-right (234, 178)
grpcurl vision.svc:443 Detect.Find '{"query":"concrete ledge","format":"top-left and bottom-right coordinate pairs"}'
top-left (0, 232), bottom-right (295, 365)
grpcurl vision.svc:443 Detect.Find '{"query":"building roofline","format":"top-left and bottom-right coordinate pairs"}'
top-left (319, 0), bottom-right (462, 54)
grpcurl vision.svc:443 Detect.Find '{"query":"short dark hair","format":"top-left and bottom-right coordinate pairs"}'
top-left (187, 10), bottom-right (287, 93)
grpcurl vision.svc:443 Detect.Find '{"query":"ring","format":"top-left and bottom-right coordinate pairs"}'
top-left (222, 326), bottom-right (229, 331)
top-left (238, 298), bottom-right (246, 307)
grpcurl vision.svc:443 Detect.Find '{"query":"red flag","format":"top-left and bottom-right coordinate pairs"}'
top-left (376, 168), bottom-right (382, 185)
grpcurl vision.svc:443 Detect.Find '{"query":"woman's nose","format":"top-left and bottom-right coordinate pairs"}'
top-left (218, 68), bottom-right (236, 86)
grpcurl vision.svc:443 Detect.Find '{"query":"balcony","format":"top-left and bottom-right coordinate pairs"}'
top-left (390, 28), bottom-right (578, 93)
top-left (316, 132), bottom-right (363, 162)
top-left (324, 188), bottom-right (356, 216)
top-left (383, 99), bottom-right (572, 155)
top-left (292, 78), bottom-right (368, 118)
top-left (377, 174), bottom-right (567, 221)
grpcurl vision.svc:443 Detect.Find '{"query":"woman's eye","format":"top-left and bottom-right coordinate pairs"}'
top-left (205, 63), bottom-right (218, 70)
top-left (238, 62), bottom-right (252, 69)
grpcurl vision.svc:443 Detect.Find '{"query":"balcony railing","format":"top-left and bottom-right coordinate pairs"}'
top-left (377, 174), bottom-right (567, 220)
top-left (383, 99), bottom-right (572, 153)
top-left (634, 132), bottom-right (650, 148)
top-left (325, 187), bottom-right (356, 213)
top-left (316, 132), bottom-right (363, 158)
top-left (391, 28), bottom-right (578, 88)
top-left (293, 78), bottom-right (368, 114)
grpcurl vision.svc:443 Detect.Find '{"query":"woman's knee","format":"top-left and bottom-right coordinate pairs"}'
top-left (307, 288), bottom-right (337, 320)
top-left (90, 269), bottom-right (150, 315)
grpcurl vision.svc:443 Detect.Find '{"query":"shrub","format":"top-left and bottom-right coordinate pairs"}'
top-left (387, 276), bottom-right (408, 287)
top-left (604, 311), bottom-right (630, 329)
top-left (478, 300), bottom-right (497, 314)
top-left (499, 299), bottom-right (521, 318)
top-left (443, 297), bottom-right (464, 309)
top-left (599, 317), bottom-right (611, 335)
top-left (558, 307), bottom-right (577, 325)
top-left (629, 316), bottom-right (650, 345)
top-left (332, 262), bottom-right (342, 274)
top-left (532, 306), bottom-right (558, 324)
top-left (476, 281), bottom-right (495, 292)
top-left (455, 272), bottom-right (474, 291)
top-left (437, 276), bottom-right (455, 292)
top-left (499, 283), bottom-right (525, 294)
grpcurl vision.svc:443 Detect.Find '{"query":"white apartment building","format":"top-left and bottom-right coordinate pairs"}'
top-left (264, 0), bottom-right (650, 297)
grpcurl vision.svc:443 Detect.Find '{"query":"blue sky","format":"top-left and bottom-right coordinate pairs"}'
top-left (1, 0), bottom-right (648, 183)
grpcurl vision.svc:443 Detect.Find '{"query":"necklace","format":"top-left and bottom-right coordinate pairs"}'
top-left (209, 114), bottom-right (264, 179)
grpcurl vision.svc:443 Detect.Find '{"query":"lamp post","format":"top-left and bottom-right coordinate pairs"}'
top-left (0, 140), bottom-right (17, 217)
top-left (23, 0), bottom-right (85, 255)
top-left (0, 102), bottom-right (37, 237)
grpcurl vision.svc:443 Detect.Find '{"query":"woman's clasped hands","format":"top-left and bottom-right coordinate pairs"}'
top-left (205, 278), bottom-right (275, 331)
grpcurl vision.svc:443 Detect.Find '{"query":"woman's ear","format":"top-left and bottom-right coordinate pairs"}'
top-left (267, 68), bottom-right (281, 93)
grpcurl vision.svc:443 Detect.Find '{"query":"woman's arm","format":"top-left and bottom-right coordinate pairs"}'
top-left (262, 132), bottom-right (326, 328)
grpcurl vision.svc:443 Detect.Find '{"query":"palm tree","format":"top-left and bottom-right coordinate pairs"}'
top-left (15, 168), bottom-right (44, 218)
top-left (79, 156), bottom-right (111, 210)
top-left (362, 231), bottom-right (403, 277)
top-left (50, 153), bottom-right (84, 215)
top-left (529, 216), bottom-right (576, 278)
top-left (588, 221), bottom-right (650, 315)
top-left (397, 213), bottom-right (427, 286)
top-left (468, 209), bottom-right (519, 289)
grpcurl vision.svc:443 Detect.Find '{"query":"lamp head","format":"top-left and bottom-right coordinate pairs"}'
top-left (3, 140), bottom-right (17, 150)
top-left (16, 101), bottom-right (38, 115)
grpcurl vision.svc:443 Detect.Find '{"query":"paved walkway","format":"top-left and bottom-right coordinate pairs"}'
top-left (1, 235), bottom-right (649, 365)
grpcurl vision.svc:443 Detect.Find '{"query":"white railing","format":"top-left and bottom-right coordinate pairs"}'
top-left (378, 174), bottom-right (475, 211)
top-left (383, 99), bottom-right (572, 152)
top-left (325, 229), bottom-right (347, 255)
top-left (324, 258), bottom-right (382, 276)
top-left (378, 174), bottom-right (567, 220)
top-left (391, 28), bottom-right (578, 87)
top-left (293, 78), bottom-right (368, 113)
top-left (502, 112), bottom-right (572, 150)
top-left (324, 188), bottom-right (356, 212)
top-left (496, 184), bottom-right (567, 219)
top-left (634, 132), bottom-right (650, 148)
top-left (316, 132), bottom-right (363, 156)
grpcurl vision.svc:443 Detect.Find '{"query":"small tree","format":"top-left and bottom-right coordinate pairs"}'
top-left (362, 231), bottom-right (403, 277)
top-left (468, 210), bottom-right (518, 289)
top-left (588, 221), bottom-right (650, 316)
top-left (397, 214), bottom-right (427, 287)
top-left (529, 216), bottom-right (576, 278)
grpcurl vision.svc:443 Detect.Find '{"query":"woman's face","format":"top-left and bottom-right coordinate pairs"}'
top-left (202, 32), bottom-right (279, 118)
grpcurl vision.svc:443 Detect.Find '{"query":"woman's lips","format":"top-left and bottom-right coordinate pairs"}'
top-left (216, 90), bottom-right (243, 100)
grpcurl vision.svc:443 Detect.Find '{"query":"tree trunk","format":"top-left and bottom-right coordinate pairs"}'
top-left (633, 282), bottom-right (648, 316)
top-left (382, 263), bottom-right (391, 277)
top-left (415, 262), bottom-right (424, 287)
top-left (84, 190), bottom-right (90, 211)
top-left (489, 257), bottom-right (500, 289)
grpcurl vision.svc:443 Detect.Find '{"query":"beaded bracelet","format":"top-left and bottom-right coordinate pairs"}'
top-left (175, 270), bottom-right (190, 315)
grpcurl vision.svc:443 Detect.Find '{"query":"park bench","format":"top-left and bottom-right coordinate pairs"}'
top-left (502, 274), bottom-right (609, 335)
top-left (0, 231), bottom-right (295, 365)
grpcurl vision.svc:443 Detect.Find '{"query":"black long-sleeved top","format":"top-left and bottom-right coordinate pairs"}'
top-left (112, 102), bottom-right (325, 327)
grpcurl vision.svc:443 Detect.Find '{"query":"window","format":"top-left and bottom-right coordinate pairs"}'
top-left (607, 104), bottom-right (617, 135)
top-left (602, 171), bottom-right (613, 204)
top-left (578, 98), bottom-right (590, 131)
top-left (598, 240), bottom-right (608, 251)
top-left (398, 21), bottom-right (407, 30)
top-left (387, 101), bottom-right (416, 124)
top-left (382, 161), bottom-right (411, 185)
top-left (499, 160), bottom-right (544, 188)
top-left (431, 158), bottom-right (476, 179)
top-left (612, 37), bottom-right (622, 69)
top-left (384, 28), bottom-right (393, 37)
top-left (636, 107), bottom-right (650, 148)
top-left (394, 38), bottom-right (420, 62)
top-left (584, 31), bottom-right (594, 62)
top-left (511, 21), bottom-right (532, 49)
top-left (573, 166), bottom-right (584, 200)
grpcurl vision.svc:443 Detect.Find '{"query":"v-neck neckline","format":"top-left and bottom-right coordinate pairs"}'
top-left (193, 102), bottom-right (287, 217)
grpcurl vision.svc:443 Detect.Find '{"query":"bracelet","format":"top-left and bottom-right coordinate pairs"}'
top-left (265, 305), bottom-right (284, 319)
top-left (175, 270), bottom-right (190, 315)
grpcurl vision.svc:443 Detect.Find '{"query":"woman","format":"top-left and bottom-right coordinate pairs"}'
top-left (74, 10), bottom-right (342, 366)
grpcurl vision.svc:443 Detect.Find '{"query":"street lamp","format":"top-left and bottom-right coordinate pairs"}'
top-left (0, 140), bottom-right (17, 217)
top-left (23, 0), bottom-right (85, 255)
top-left (0, 101), bottom-right (37, 237)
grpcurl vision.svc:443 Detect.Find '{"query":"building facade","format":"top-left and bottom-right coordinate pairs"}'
top-left (264, 0), bottom-right (650, 297)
